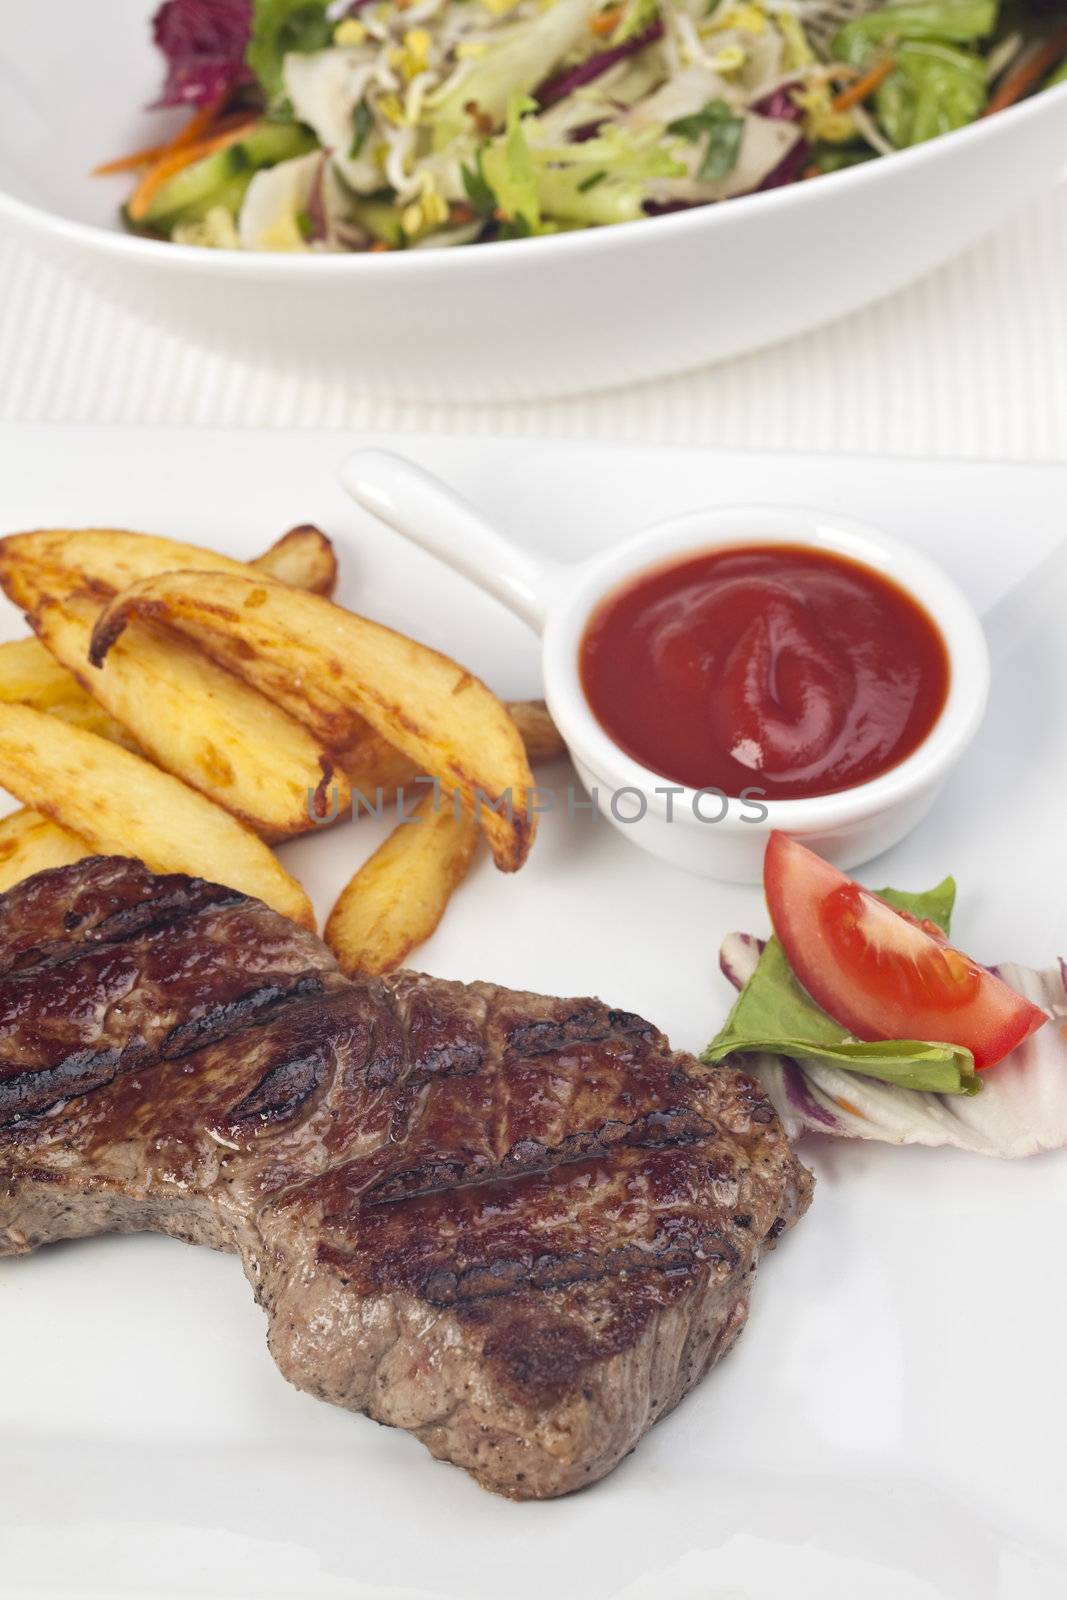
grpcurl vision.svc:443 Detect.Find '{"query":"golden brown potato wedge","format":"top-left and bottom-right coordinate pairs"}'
top-left (338, 700), bottom-right (565, 807)
top-left (0, 638), bottom-right (135, 746)
top-left (325, 793), bottom-right (480, 976)
top-left (0, 807), bottom-right (92, 893)
top-left (0, 533), bottom-right (254, 613)
top-left (0, 636), bottom-right (84, 708)
top-left (0, 528), bottom-right (334, 720)
top-left (254, 524), bottom-right (337, 597)
top-left (46, 695), bottom-right (139, 747)
top-left (91, 573), bottom-right (537, 872)
top-left (0, 524), bottom-right (338, 613)
top-left (32, 592), bottom-right (346, 838)
top-left (0, 704), bottom-right (314, 927)
top-left (504, 700), bottom-right (566, 764)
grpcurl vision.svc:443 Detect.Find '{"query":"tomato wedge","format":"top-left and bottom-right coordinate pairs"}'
top-left (764, 832), bottom-right (1048, 1070)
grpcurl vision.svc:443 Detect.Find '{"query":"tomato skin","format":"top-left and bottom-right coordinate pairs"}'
top-left (764, 832), bottom-right (1049, 1070)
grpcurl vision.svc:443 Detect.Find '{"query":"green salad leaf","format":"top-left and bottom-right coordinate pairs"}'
top-left (875, 39), bottom-right (989, 144)
top-left (833, 0), bottom-right (995, 147)
top-left (702, 876), bottom-right (983, 1096)
top-left (667, 99), bottom-right (745, 181)
top-left (478, 117), bottom-right (684, 229)
top-left (247, 0), bottom-right (333, 106)
top-left (834, 0), bottom-right (998, 58)
top-left (480, 96), bottom-right (543, 233)
top-left (349, 99), bottom-right (374, 161)
top-left (876, 876), bottom-right (957, 933)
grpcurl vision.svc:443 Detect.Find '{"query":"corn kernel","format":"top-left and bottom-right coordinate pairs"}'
top-left (333, 18), bottom-right (367, 46)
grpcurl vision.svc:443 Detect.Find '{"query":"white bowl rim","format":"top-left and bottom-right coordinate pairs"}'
top-left (540, 503), bottom-right (991, 834)
top-left (2, 78), bottom-right (1064, 281)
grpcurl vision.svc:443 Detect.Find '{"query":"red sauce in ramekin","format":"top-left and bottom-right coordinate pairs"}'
top-left (579, 544), bottom-right (950, 801)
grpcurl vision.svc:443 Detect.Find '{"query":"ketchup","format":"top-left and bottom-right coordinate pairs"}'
top-left (579, 544), bottom-right (949, 801)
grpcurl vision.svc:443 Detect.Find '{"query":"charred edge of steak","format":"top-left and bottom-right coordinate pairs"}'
top-left (0, 974), bottom-right (329, 1129)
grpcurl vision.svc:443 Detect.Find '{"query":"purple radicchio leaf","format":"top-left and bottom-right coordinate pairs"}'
top-left (151, 0), bottom-right (255, 108)
top-left (536, 21), bottom-right (665, 110)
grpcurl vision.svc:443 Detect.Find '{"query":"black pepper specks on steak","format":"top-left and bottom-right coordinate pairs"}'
top-left (0, 857), bottom-right (812, 1498)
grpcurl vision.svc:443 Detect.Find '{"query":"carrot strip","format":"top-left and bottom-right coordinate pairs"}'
top-left (832, 55), bottom-right (895, 113)
top-left (93, 99), bottom-right (231, 178)
top-left (984, 23), bottom-right (1067, 117)
top-left (93, 141), bottom-right (171, 177)
top-left (127, 121), bottom-right (256, 222)
top-left (590, 4), bottom-right (623, 36)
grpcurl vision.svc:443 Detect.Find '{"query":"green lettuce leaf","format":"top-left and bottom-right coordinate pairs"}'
top-left (834, 0), bottom-right (998, 59)
top-left (702, 876), bottom-right (982, 1096)
top-left (874, 40), bottom-right (988, 145)
top-left (479, 115), bottom-right (684, 229)
top-left (876, 875), bottom-right (956, 933)
top-left (833, 0), bottom-right (995, 148)
top-left (247, 0), bottom-right (332, 105)
top-left (480, 96), bottom-right (543, 233)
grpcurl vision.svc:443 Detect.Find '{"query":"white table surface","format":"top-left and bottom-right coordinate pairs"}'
top-left (2, 182), bottom-right (1066, 459)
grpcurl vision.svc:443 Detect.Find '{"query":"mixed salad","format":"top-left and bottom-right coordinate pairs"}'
top-left (100, 0), bottom-right (1067, 251)
top-left (709, 833), bottom-right (1067, 1158)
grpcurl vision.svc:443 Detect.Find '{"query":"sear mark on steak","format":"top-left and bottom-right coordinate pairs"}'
top-left (0, 857), bottom-right (813, 1499)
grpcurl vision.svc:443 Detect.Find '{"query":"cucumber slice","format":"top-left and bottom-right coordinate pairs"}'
top-left (140, 121), bottom-right (316, 229)
top-left (143, 174), bottom-right (257, 237)
top-left (348, 196), bottom-right (407, 248)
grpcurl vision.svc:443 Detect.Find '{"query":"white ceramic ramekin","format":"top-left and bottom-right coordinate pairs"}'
top-left (341, 449), bottom-right (990, 882)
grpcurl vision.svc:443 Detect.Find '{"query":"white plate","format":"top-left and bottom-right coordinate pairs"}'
top-left (3, 4), bottom-right (1067, 399)
top-left (0, 424), bottom-right (1065, 1600)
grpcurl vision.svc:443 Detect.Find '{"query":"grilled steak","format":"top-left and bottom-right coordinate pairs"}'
top-left (0, 857), bottom-right (812, 1498)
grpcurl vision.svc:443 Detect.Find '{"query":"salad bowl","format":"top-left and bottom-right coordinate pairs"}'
top-left (2, 3), bottom-right (1067, 400)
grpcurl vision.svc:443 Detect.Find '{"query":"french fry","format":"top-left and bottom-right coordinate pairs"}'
top-left (0, 527), bottom-right (335, 719)
top-left (91, 573), bottom-right (537, 872)
top-left (0, 704), bottom-right (314, 927)
top-left (504, 700), bottom-right (566, 764)
top-left (0, 808), bottom-right (92, 893)
top-left (0, 639), bottom-right (136, 747)
top-left (32, 592), bottom-right (346, 838)
top-left (0, 523), bottom-right (338, 613)
top-left (0, 636), bottom-right (85, 707)
top-left (338, 699), bottom-right (566, 804)
top-left (254, 524), bottom-right (337, 597)
top-left (325, 793), bottom-right (480, 976)
top-left (46, 694), bottom-right (139, 747)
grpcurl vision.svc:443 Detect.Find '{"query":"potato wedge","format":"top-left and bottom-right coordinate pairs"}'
top-left (254, 524), bottom-right (337, 597)
top-left (0, 523), bottom-right (338, 612)
top-left (0, 808), bottom-right (92, 893)
top-left (504, 700), bottom-right (566, 764)
top-left (32, 592), bottom-right (346, 838)
top-left (339, 699), bottom-right (565, 807)
top-left (0, 704), bottom-right (313, 927)
top-left (325, 793), bottom-right (480, 976)
top-left (0, 639), bottom-right (135, 746)
top-left (91, 573), bottom-right (537, 872)
top-left (0, 636), bottom-right (85, 708)
top-left (0, 528), bottom-right (334, 713)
